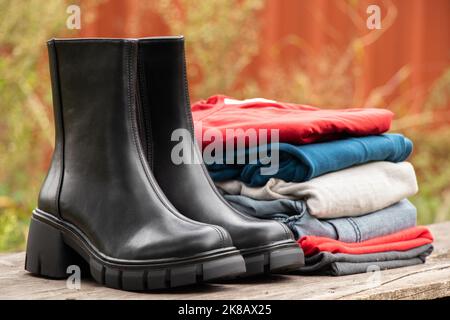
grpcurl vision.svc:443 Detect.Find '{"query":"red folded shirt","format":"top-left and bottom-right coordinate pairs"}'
top-left (299, 226), bottom-right (434, 256)
top-left (192, 95), bottom-right (394, 149)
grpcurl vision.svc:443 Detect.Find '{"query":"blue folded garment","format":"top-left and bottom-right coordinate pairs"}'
top-left (208, 134), bottom-right (413, 186)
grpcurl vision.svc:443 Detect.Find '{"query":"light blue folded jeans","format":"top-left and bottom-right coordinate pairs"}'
top-left (223, 195), bottom-right (417, 242)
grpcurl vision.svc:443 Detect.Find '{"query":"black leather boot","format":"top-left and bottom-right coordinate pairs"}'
top-left (25, 38), bottom-right (246, 290)
top-left (136, 36), bottom-right (304, 276)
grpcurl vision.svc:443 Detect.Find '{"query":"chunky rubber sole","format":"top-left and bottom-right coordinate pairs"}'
top-left (240, 241), bottom-right (305, 277)
top-left (25, 210), bottom-right (246, 291)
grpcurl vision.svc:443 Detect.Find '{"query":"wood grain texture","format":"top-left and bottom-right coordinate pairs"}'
top-left (1, 222), bottom-right (449, 300)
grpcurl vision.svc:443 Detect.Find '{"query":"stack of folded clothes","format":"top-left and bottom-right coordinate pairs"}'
top-left (192, 95), bottom-right (434, 276)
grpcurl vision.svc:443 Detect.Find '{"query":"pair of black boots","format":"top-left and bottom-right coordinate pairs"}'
top-left (25, 37), bottom-right (304, 291)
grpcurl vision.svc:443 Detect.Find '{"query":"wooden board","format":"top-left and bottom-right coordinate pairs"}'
top-left (1, 222), bottom-right (449, 300)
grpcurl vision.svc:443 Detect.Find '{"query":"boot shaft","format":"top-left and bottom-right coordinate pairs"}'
top-left (137, 37), bottom-right (194, 167)
top-left (39, 39), bottom-right (141, 217)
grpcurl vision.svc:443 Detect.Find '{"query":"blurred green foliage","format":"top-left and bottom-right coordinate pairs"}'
top-left (0, 0), bottom-right (68, 251)
top-left (153, 0), bottom-right (264, 99)
top-left (406, 127), bottom-right (450, 225)
top-left (0, 0), bottom-right (448, 252)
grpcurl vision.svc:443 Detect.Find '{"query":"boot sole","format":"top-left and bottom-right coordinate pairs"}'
top-left (239, 241), bottom-right (305, 277)
top-left (25, 209), bottom-right (246, 291)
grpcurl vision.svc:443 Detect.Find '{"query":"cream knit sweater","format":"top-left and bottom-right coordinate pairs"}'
top-left (216, 161), bottom-right (418, 219)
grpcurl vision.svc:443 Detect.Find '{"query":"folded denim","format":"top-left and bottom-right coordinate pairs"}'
top-left (223, 194), bottom-right (417, 242)
top-left (296, 244), bottom-right (433, 276)
top-left (208, 134), bottom-right (413, 186)
top-left (299, 226), bottom-right (433, 256)
top-left (217, 161), bottom-right (418, 218)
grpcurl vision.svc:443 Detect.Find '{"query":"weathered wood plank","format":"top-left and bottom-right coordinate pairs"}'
top-left (0, 222), bottom-right (449, 300)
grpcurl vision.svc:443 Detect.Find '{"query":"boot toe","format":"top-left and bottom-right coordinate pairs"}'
top-left (234, 219), bottom-right (295, 250)
top-left (116, 223), bottom-right (234, 261)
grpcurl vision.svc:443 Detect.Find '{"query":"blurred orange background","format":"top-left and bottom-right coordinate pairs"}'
top-left (81, 0), bottom-right (449, 115)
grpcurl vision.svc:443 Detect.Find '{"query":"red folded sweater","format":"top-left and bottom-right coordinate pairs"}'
top-left (192, 95), bottom-right (394, 149)
top-left (299, 226), bottom-right (433, 256)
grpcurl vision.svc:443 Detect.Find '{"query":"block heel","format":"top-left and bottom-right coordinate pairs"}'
top-left (25, 216), bottom-right (86, 279)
